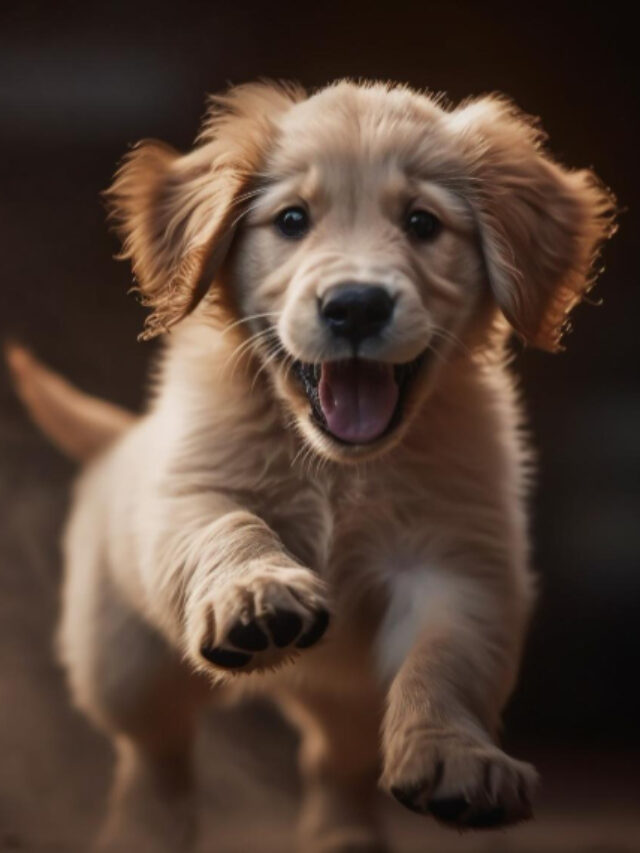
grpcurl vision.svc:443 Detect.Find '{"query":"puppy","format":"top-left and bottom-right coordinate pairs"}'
top-left (8, 80), bottom-right (615, 852)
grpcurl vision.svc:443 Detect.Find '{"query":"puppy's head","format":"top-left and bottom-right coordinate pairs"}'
top-left (108, 80), bottom-right (615, 462)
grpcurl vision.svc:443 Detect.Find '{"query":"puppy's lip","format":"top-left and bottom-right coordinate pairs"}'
top-left (291, 350), bottom-right (428, 446)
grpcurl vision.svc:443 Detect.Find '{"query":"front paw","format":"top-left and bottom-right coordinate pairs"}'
top-left (383, 727), bottom-right (537, 829)
top-left (187, 562), bottom-right (330, 675)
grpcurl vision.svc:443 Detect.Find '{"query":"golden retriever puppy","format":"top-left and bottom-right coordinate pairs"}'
top-left (8, 80), bottom-right (615, 852)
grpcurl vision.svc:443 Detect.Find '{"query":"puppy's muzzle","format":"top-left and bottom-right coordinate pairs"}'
top-left (320, 283), bottom-right (395, 349)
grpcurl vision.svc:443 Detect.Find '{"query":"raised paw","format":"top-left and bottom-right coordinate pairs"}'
top-left (384, 727), bottom-right (537, 830)
top-left (189, 563), bottom-right (330, 675)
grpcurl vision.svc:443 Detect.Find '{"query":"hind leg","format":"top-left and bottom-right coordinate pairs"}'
top-left (59, 561), bottom-right (211, 853)
top-left (98, 728), bottom-right (196, 853)
top-left (281, 687), bottom-right (387, 853)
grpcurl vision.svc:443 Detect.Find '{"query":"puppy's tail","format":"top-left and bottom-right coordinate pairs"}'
top-left (5, 343), bottom-right (135, 463)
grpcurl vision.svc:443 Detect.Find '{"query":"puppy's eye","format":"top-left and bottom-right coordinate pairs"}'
top-left (275, 206), bottom-right (310, 239)
top-left (405, 209), bottom-right (441, 242)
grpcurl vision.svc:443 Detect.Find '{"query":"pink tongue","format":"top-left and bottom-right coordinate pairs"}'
top-left (318, 360), bottom-right (398, 444)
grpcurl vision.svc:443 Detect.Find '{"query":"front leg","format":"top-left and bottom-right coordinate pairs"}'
top-left (186, 513), bottom-right (330, 675)
top-left (378, 560), bottom-right (537, 829)
top-left (142, 497), bottom-right (330, 677)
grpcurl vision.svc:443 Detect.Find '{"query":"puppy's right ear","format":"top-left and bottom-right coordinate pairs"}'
top-left (106, 81), bottom-right (305, 339)
top-left (106, 141), bottom-right (227, 339)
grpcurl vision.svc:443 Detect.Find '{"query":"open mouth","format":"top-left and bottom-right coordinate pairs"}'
top-left (292, 352), bottom-right (426, 446)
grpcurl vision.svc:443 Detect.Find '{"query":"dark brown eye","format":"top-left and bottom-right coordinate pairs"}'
top-left (275, 206), bottom-right (310, 239)
top-left (405, 209), bottom-right (441, 242)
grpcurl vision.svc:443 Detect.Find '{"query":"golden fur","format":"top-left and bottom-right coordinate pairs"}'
top-left (8, 80), bottom-right (615, 852)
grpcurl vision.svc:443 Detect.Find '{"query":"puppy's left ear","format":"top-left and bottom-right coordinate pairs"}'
top-left (452, 97), bottom-right (617, 350)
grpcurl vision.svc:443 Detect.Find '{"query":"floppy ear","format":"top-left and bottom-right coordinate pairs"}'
top-left (452, 97), bottom-right (616, 351)
top-left (106, 81), bottom-right (305, 339)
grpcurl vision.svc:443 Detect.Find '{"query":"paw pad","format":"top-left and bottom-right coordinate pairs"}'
top-left (388, 744), bottom-right (536, 829)
top-left (266, 609), bottom-right (303, 647)
top-left (200, 606), bottom-right (330, 670)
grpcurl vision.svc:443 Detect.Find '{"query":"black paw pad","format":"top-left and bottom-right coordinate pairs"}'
top-left (200, 646), bottom-right (252, 669)
top-left (296, 608), bottom-right (330, 648)
top-left (228, 620), bottom-right (269, 651)
top-left (466, 805), bottom-right (507, 829)
top-left (428, 796), bottom-right (470, 824)
top-left (266, 609), bottom-right (303, 647)
top-left (390, 784), bottom-right (427, 814)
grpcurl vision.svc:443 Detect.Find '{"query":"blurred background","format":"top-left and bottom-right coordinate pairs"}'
top-left (1, 1), bottom-right (638, 850)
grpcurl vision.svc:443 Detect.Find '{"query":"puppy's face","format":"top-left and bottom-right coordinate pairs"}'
top-left (228, 88), bottom-right (485, 460)
top-left (109, 81), bottom-right (615, 463)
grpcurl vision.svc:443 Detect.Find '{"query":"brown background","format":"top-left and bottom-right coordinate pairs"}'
top-left (1, 1), bottom-right (639, 850)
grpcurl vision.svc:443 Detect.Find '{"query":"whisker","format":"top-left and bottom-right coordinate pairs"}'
top-left (250, 338), bottom-right (285, 392)
top-left (280, 352), bottom-right (296, 387)
top-left (221, 327), bottom-right (275, 377)
top-left (431, 326), bottom-right (472, 357)
top-left (218, 311), bottom-right (281, 338)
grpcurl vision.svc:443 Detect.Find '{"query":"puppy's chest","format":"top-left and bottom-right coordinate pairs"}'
top-left (258, 463), bottom-right (437, 580)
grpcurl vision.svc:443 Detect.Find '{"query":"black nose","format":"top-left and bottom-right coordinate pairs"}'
top-left (320, 284), bottom-right (394, 347)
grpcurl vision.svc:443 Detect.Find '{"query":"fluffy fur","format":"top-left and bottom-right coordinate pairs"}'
top-left (8, 80), bottom-right (615, 852)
